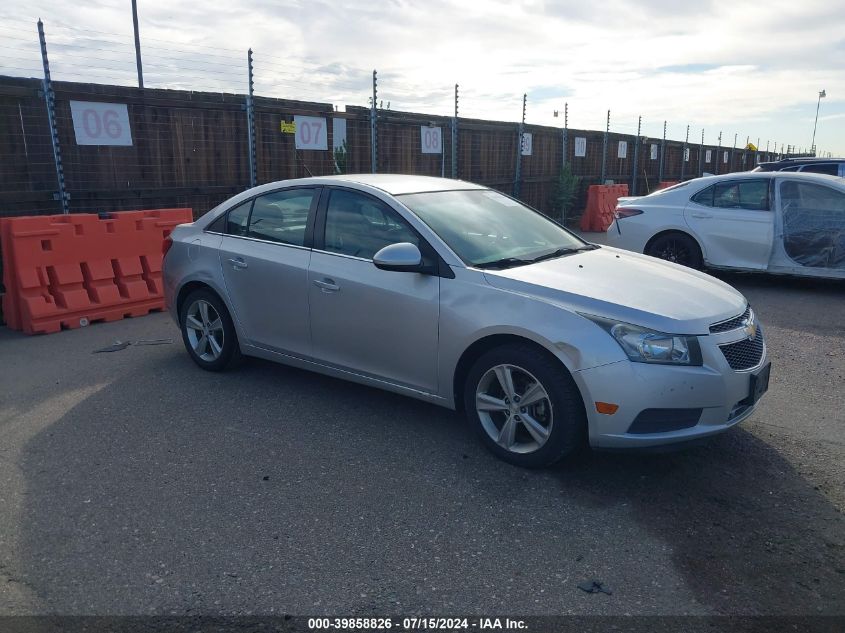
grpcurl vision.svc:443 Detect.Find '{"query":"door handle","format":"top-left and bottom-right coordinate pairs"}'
top-left (313, 278), bottom-right (340, 292)
top-left (228, 257), bottom-right (248, 270)
top-left (690, 212), bottom-right (712, 219)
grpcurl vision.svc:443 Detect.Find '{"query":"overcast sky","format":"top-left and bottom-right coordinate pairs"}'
top-left (2, 0), bottom-right (843, 154)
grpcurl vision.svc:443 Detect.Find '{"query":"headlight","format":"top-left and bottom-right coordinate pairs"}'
top-left (582, 315), bottom-right (702, 366)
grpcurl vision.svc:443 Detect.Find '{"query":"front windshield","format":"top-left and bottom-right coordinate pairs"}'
top-left (398, 189), bottom-right (589, 268)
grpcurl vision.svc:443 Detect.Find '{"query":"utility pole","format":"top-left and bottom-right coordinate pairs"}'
top-left (811, 89), bottom-right (826, 154)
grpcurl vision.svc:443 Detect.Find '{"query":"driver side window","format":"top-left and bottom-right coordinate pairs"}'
top-left (324, 189), bottom-right (419, 259)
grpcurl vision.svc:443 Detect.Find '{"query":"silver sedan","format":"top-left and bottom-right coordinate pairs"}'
top-left (163, 175), bottom-right (770, 467)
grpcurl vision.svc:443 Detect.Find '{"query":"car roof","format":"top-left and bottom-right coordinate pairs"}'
top-left (264, 174), bottom-right (488, 196)
top-left (755, 157), bottom-right (845, 170)
top-left (661, 171), bottom-right (845, 188)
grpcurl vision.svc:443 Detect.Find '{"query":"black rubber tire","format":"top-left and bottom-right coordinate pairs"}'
top-left (179, 288), bottom-right (242, 372)
top-left (463, 344), bottom-right (587, 468)
top-left (646, 232), bottom-right (703, 269)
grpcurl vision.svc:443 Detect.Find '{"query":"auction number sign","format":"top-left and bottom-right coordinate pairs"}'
top-left (650, 144), bottom-right (658, 160)
top-left (521, 132), bottom-right (533, 156)
top-left (420, 126), bottom-right (442, 154)
top-left (705, 149), bottom-right (712, 163)
top-left (574, 137), bottom-right (587, 157)
top-left (617, 141), bottom-right (627, 159)
top-left (293, 115), bottom-right (328, 150)
top-left (70, 101), bottom-right (132, 146)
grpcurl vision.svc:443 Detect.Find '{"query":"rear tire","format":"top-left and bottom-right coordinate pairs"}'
top-left (180, 289), bottom-right (242, 372)
top-left (646, 232), bottom-right (703, 269)
top-left (463, 344), bottom-right (586, 468)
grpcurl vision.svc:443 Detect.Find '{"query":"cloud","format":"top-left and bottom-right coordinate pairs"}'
top-left (0, 0), bottom-right (843, 153)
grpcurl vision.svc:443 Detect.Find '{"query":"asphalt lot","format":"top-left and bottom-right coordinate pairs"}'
top-left (0, 265), bottom-right (843, 617)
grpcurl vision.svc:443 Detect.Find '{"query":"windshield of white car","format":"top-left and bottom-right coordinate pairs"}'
top-left (398, 189), bottom-right (591, 268)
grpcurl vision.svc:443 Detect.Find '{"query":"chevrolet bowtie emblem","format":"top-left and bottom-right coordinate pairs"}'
top-left (742, 313), bottom-right (757, 339)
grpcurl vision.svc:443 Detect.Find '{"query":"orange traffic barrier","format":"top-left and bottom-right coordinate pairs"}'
top-left (0, 209), bottom-right (192, 334)
top-left (579, 184), bottom-right (630, 232)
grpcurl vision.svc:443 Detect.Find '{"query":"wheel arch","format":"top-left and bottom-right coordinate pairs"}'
top-left (452, 333), bottom-right (576, 413)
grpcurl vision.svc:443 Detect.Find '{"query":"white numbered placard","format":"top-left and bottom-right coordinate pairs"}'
top-left (521, 132), bottom-right (533, 156)
top-left (70, 101), bottom-right (132, 146)
top-left (420, 126), bottom-right (442, 154)
top-left (650, 144), bottom-right (658, 160)
top-left (574, 137), bottom-right (587, 157)
top-left (705, 149), bottom-right (712, 163)
top-left (294, 115), bottom-right (328, 150)
top-left (684, 148), bottom-right (690, 162)
top-left (723, 151), bottom-right (729, 164)
top-left (617, 141), bottom-right (627, 159)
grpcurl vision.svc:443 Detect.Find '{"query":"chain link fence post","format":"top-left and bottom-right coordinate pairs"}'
top-left (631, 115), bottom-right (641, 195)
top-left (681, 124), bottom-right (689, 180)
top-left (451, 83), bottom-right (458, 179)
top-left (699, 129), bottom-right (704, 176)
top-left (561, 102), bottom-right (568, 169)
top-left (513, 93), bottom-right (525, 198)
top-left (600, 109), bottom-right (609, 183)
top-left (658, 120), bottom-right (666, 183)
top-left (245, 48), bottom-right (256, 187)
top-left (370, 70), bottom-right (378, 173)
top-left (37, 19), bottom-right (69, 214)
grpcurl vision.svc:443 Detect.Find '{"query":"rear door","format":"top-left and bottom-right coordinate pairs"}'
top-left (218, 187), bottom-right (320, 356)
top-left (777, 179), bottom-right (845, 273)
top-left (684, 178), bottom-right (775, 269)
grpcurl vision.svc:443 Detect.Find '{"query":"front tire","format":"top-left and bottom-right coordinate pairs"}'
top-left (646, 232), bottom-right (703, 269)
top-left (180, 289), bottom-right (241, 371)
top-left (463, 344), bottom-right (586, 468)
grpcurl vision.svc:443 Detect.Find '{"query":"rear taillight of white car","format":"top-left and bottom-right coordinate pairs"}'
top-left (162, 233), bottom-right (174, 256)
top-left (614, 207), bottom-right (644, 220)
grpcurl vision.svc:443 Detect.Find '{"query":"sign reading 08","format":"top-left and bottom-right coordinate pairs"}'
top-left (70, 101), bottom-right (133, 146)
top-left (420, 126), bottom-right (442, 154)
top-left (294, 115), bottom-right (328, 150)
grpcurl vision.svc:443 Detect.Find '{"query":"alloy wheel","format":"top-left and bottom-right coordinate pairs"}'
top-left (475, 364), bottom-right (554, 454)
top-left (185, 299), bottom-right (225, 362)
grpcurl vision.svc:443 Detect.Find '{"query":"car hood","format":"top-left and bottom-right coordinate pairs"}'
top-left (482, 246), bottom-right (747, 335)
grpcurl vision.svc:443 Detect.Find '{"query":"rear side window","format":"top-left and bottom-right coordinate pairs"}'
top-left (800, 164), bottom-right (839, 176)
top-left (207, 213), bottom-right (227, 233)
top-left (248, 189), bottom-right (317, 246)
top-left (712, 180), bottom-right (770, 210)
top-left (226, 201), bottom-right (251, 236)
top-left (690, 185), bottom-right (714, 206)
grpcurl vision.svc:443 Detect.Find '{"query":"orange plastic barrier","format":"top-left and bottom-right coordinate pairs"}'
top-left (1, 209), bottom-right (192, 334)
top-left (579, 184), bottom-right (629, 232)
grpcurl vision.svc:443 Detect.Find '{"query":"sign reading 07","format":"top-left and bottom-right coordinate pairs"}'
top-left (293, 115), bottom-right (328, 150)
top-left (69, 101), bottom-right (133, 146)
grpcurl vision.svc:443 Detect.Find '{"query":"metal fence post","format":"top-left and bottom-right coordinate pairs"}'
top-left (731, 133), bottom-right (737, 172)
top-left (658, 120), bottom-right (666, 183)
top-left (131, 0), bottom-right (144, 88)
top-left (513, 93), bottom-right (526, 198)
top-left (561, 102), bottom-right (568, 169)
top-left (451, 83), bottom-right (458, 179)
top-left (245, 48), bottom-right (256, 187)
top-left (600, 109), bottom-right (609, 183)
top-left (699, 129), bottom-right (704, 176)
top-left (715, 131), bottom-right (722, 175)
top-left (370, 70), bottom-right (378, 173)
top-left (631, 115), bottom-right (641, 195)
top-left (680, 124), bottom-right (689, 180)
top-left (37, 19), bottom-right (69, 214)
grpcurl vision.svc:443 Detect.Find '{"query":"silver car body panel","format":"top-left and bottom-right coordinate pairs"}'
top-left (164, 175), bottom-right (771, 449)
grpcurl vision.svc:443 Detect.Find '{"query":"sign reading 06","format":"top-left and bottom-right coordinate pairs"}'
top-left (70, 101), bottom-right (133, 146)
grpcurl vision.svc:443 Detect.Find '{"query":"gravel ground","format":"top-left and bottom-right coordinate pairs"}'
top-left (0, 264), bottom-right (843, 618)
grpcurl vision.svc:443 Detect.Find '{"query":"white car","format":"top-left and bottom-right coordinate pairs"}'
top-left (606, 172), bottom-right (845, 279)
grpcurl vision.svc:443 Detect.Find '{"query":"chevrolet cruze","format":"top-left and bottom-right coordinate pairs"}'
top-left (163, 175), bottom-right (770, 467)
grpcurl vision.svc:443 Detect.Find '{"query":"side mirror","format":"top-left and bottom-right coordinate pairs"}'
top-left (373, 242), bottom-right (423, 272)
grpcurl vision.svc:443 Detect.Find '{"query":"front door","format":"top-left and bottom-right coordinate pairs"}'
top-left (219, 187), bottom-right (319, 356)
top-left (777, 179), bottom-right (845, 273)
top-left (308, 188), bottom-right (440, 393)
top-left (684, 178), bottom-right (774, 269)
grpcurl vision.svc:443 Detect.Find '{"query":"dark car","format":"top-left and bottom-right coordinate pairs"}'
top-left (752, 157), bottom-right (845, 177)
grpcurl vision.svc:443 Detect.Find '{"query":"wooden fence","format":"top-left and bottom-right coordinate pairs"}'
top-left (0, 75), bottom-right (777, 221)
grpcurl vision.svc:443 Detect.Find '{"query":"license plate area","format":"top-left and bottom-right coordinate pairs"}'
top-left (745, 362), bottom-right (771, 406)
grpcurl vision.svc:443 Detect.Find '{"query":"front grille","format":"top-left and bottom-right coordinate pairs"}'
top-left (719, 330), bottom-right (765, 370)
top-left (710, 305), bottom-right (751, 333)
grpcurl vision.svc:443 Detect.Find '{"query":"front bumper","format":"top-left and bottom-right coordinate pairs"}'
top-left (572, 331), bottom-right (769, 449)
